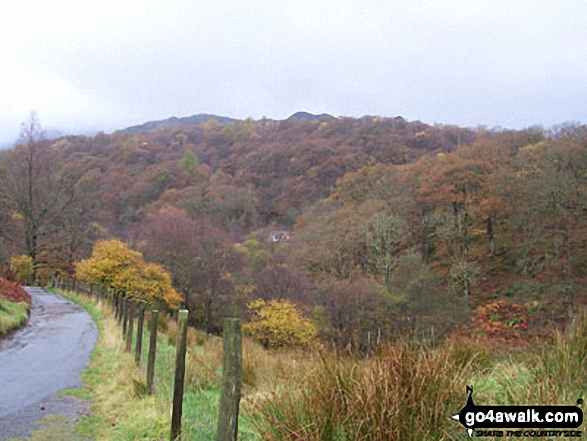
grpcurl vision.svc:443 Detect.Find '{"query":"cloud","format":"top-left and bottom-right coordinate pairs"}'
top-left (0, 0), bottom-right (585, 144)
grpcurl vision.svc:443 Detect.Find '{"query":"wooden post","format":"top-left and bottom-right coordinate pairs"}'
top-left (147, 310), bottom-right (158, 395)
top-left (170, 310), bottom-right (188, 441)
top-left (216, 318), bottom-right (242, 441)
top-left (126, 300), bottom-right (135, 352)
top-left (135, 300), bottom-right (147, 366)
top-left (117, 292), bottom-right (124, 323)
top-left (114, 292), bottom-right (120, 321)
top-left (122, 296), bottom-right (128, 338)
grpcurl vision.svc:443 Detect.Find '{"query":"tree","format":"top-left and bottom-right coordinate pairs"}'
top-left (320, 275), bottom-right (387, 348)
top-left (244, 299), bottom-right (317, 349)
top-left (448, 259), bottom-right (481, 300)
top-left (389, 252), bottom-right (466, 338)
top-left (10, 255), bottom-right (34, 285)
top-left (253, 258), bottom-right (314, 304)
top-left (76, 239), bottom-right (181, 309)
top-left (362, 212), bottom-right (404, 287)
top-left (0, 113), bottom-right (48, 280)
top-left (139, 207), bottom-right (242, 332)
top-left (178, 148), bottom-right (200, 184)
top-left (0, 113), bottom-right (91, 281)
top-left (139, 207), bottom-right (200, 301)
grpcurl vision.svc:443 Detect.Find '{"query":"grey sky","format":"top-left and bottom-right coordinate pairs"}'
top-left (1, 0), bottom-right (585, 146)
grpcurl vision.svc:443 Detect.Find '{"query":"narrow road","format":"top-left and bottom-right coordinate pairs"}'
top-left (0, 287), bottom-right (98, 440)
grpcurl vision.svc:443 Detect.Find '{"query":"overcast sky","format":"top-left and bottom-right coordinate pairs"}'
top-left (1, 0), bottom-right (585, 146)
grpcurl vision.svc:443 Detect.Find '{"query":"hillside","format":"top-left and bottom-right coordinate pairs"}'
top-left (0, 115), bottom-right (586, 345)
top-left (119, 111), bottom-right (336, 134)
top-left (120, 113), bottom-right (239, 134)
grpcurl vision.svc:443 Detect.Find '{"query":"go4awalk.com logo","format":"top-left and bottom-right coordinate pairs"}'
top-left (451, 386), bottom-right (584, 438)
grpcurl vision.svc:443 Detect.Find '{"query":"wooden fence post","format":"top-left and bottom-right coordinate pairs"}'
top-left (216, 318), bottom-right (242, 441)
top-left (122, 296), bottom-right (128, 338)
top-left (126, 300), bottom-right (135, 352)
top-left (170, 310), bottom-right (188, 441)
top-left (117, 292), bottom-right (124, 323)
top-left (146, 310), bottom-right (158, 395)
top-left (135, 300), bottom-right (147, 366)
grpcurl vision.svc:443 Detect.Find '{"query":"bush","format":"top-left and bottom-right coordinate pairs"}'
top-left (244, 299), bottom-right (318, 350)
top-left (0, 278), bottom-right (31, 304)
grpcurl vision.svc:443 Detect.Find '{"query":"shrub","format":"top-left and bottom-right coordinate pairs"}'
top-left (244, 299), bottom-right (317, 350)
top-left (0, 277), bottom-right (31, 304)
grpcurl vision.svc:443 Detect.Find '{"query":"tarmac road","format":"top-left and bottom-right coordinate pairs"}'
top-left (0, 287), bottom-right (98, 440)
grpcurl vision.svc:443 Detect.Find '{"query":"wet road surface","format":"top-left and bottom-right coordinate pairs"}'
top-left (0, 287), bottom-right (98, 440)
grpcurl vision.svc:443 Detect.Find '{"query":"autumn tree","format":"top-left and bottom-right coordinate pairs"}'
top-left (362, 212), bottom-right (405, 287)
top-left (0, 114), bottom-right (46, 279)
top-left (253, 257), bottom-right (315, 304)
top-left (292, 205), bottom-right (366, 279)
top-left (0, 114), bottom-right (83, 281)
top-left (387, 252), bottom-right (466, 337)
top-left (313, 276), bottom-right (385, 348)
top-left (244, 299), bottom-right (317, 349)
top-left (0, 113), bottom-right (94, 280)
top-left (76, 239), bottom-right (181, 309)
top-left (509, 140), bottom-right (587, 332)
top-left (139, 207), bottom-right (200, 301)
top-left (178, 148), bottom-right (200, 185)
top-left (139, 207), bottom-right (242, 332)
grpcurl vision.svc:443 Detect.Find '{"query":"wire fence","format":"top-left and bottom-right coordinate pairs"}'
top-left (56, 277), bottom-right (243, 441)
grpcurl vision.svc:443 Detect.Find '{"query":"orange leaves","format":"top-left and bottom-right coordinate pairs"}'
top-left (0, 278), bottom-right (30, 304)
top-left (472, 300), bottom-right (528, 340)
top-left (415, 155), bottom-right (493, 207)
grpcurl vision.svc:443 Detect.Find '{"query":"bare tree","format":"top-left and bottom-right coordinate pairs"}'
top-left (0, 113), bottom-right (79, 280)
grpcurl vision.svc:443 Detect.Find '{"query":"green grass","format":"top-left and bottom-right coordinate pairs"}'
top-left (28, 289), bottom-right (260, 440)
top-left (0, 298), bottom-right (29, 336)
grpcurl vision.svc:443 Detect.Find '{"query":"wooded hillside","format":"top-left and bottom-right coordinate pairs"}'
top-left (1, 114), bottom-right (585, 346)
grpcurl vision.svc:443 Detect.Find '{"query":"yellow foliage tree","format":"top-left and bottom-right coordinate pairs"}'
top-left (10, 254), bottom-right (34, 284)
top-left (244, 299), bottom-right (317, 350)
top-left (76, 239), bottom-right (181, 309)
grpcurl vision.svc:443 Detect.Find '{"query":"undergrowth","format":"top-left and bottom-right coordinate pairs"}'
top-left (251, 315), bottom-right (587, 441)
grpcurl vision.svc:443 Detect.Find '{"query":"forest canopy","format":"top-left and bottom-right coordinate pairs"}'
top-left (1, 114), bottom-right (586, 346)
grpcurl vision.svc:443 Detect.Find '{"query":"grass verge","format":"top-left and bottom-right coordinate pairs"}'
top-left (31, 289), bottom-right (262, 440)
top-left (0, 299), bottom-right (29, 337)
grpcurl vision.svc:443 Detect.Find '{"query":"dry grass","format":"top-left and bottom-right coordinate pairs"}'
top-left (248, 338), bottom-right (491, 441)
